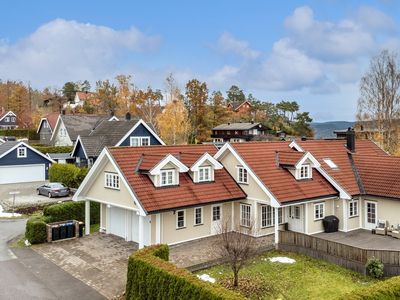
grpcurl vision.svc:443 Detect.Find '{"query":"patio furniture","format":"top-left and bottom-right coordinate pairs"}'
top-left (392, 223), bottom-right (400, 239)
top-left (375, 220), bottom-right (388, 236)
top-left (387, 225), bottom-right (394, 237)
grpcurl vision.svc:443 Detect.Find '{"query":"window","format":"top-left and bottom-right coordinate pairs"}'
top-left (105, 173), bottom-right (120, 189)
top-left (176, 210), bottom-right (186, 228)
top-left (212, 206), bottom-right (221, 221)
top-left (199, 166), bottom-right (210, 182)
top-left (213, 138), bottom-right (223, 143)
top-left (17, 147), bottom-right (27, 158)
top-left (11, 117), bottom-right (15, 122)
top-left (161, 170), bottom-right (174, 186)
top-left (240, 203), bottom-right (251, 227)
top-left (261, 206), bottom-right (283, 227)
top-left (5, 117), bottom-right (9, 122)
top-left (322, 158), bottom-right (339, 170)
top-left (349, 200), bottom-right (359, 217)
top-left (227, 131), bottom-right (231, 135)
top-left (130, 137), bottom-right (150, 146)
top-left (194, 207), bottom-right (203, 225)
top-left (300, 165), bottom-right (310, 179)
top-left (237, 166), bottom-right (248, 184)
top-left (235, 131), bottom-right (238, 135)
top-left (314, 203), bottom-right (324, 220)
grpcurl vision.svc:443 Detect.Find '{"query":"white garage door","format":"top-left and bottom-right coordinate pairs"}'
top-left (110, 207), bottom-right (126, 238)
top-left (0, 164), bottom-right (45, 184)
top-left (131, 213), bottom-right (151, 246)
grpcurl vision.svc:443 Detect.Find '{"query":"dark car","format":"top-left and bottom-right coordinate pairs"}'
top-left (37, 182), bottom-right (70, 198)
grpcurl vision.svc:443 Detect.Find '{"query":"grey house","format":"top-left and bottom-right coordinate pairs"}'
top-left (0, 108), bottom-right (18, 129)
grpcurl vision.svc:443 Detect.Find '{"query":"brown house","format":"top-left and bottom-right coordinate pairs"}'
top-left (227, 100), bottom-right (251, 113)
top-left (211, 122), bottom-right (271, 143)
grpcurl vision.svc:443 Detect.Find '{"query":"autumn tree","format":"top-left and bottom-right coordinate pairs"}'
top-left (115, 75), bottom-right (145, 115)
top-left (357, 49), bottom-right (400, 154)
top-left (137, 86), bottom-right (162, 131)
top-left (93, 79), bottom-right (118, 114)
top-left (207, 91), bottom-right (231, 129)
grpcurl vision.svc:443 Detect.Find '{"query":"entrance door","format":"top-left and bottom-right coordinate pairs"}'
top-left (211, 205), bottom-right (222, 235)
top-left (288, 205), bottom-right (303, 232)
top-left (365, 201), bottom-right (377, 230)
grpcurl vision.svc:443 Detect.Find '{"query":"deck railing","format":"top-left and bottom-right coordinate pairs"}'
top-left (278, 230), bottom-right (400, 277)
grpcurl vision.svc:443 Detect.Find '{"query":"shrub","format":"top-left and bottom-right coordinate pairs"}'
top-left (0, 129), bottom-right (39, 139)
top-left (48, 163), bottom-right (88, 188)
top-left (43, 201), bottom-right (100, 224)
top-left (31, 145), bottom-right (73, 155)
top-left (125, 244), bottom-right (245, 300)
top-left (336, 276), bottom-right (400, 299)
top-left (25, 217), bottom-right (48, 244)
top-left (366, 256), bottom-right (384, 279)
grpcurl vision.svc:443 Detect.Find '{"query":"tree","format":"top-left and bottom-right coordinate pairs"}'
top-left (226, 85), bottom-right (245, 103)
top-left (62, 82), bottom-right (77, 101)
top-left (216, 217), bottom-right (259, 287)
top-left (357, 49), bottom-right (400, 154)
top-left (288, 101), bottom-right (299, 122)
top-left (137, 86), bottom-right (162, 131)
top-left (207, 91), bottom-right (231, 128)
top-left (293, 112), bottom-right (313, 137)
top-left (93, 79), bottom-right (118, 114)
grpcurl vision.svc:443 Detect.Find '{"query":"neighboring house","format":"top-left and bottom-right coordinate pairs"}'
top-left (74, 128), bottom-right (400, 250)
top-left (0, 141), bottom-right (55, 184)
top-left (71, 114), bottom-right (164, 168)
top-left (37, 113), bottom-right (60, 145)
top-left (211, 122), bottom-right (271, 143)
top-left (277, 130), bottom-right (287, 139)
top-left (227, 100), bottom-right (251, 113)
top-left (0, 108), bottom-right (18, 129)
top-left (63, 91), bottom-right (92, 109)
top-left (46, 153), bottom-right (74, 164)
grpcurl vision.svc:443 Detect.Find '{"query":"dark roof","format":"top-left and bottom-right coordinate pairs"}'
top-left (60, 115), bottom-right (110, 142)
top-left (46, 153), bottom-right (72, 160)
top-left (212, 122), bottom-right (269, 130)
top-left (0, 141), bottom-right (19, 156)
top-left (228, 100), bottom-right (250, 111)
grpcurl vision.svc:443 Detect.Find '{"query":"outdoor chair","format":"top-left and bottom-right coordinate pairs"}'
top-left (375, 220), bottom-right (388, 236)
top-left (392, 223), bottom-right (400, 239)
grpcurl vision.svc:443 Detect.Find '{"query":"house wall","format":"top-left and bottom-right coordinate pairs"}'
top-left (101, 203), bottom-right (107, 229)
top-left (256, 202), bottom-right (285, 236)
top-left (118, 123), bottom-right (162, 146)
top-left (39, 120), bottom-right (52, 144)
top-left (361, 196), bottom-right (400, 229)
top-left (74, 142), bottom-right (86, 159)
top-left (54, 121), bottom-right (73, 146)
top-left (306, 199), bottom-right (335, 233)
top-left (85, 160), bottom-right (139, 210)
top-left (0, 112), bottom-right (17, 129)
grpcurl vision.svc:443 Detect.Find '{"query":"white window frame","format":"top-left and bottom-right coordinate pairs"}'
top-left (130, 136), bottom-right (150, 146)
top-left (11, 117), bottom-right (15, 122)
top-left (161, 169), bottom-right (175, 186)
top-left (314, 203), bottom-right (325, 220)
top-left (349, 200), bottom-right (359, 217)
top-left (212, 205), bottom-right (221, 221)
top-left (17, 147), bottom-right (27, 158)
top-left (105, 172), bottom-right (120, 190)
top-left (237, 166), bottom-right (248, 184)
top-left (5, 117), bottom-right (9, 122)
top-left (300, 165), bottom-right (310, 179)
top-left (176, 210), bottom-right (186, 229)
top-left (199, 166), bottom-right (211, 182)
top-left (194, 207), bottom-right (203, 226)
top-left (261, 206), bottom-right (283, 228)
top-left (213, 138), bottom-right (223, 143)
top-left (240, 203), bottom-right (251, 227)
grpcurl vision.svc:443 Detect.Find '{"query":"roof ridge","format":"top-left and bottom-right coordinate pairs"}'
top-left (348, 152), bottom-right (365, 195)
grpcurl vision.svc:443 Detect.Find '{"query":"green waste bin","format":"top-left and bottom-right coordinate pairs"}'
top-left (52, 225), bottom-right (60, 241)
top-left (59, 224), bottom-right (67, 239)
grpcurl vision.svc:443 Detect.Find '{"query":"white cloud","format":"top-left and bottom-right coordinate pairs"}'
top-left (356, 5), bottom-right (397, 33)
top-left (214, 31), bottom-right (261, 60)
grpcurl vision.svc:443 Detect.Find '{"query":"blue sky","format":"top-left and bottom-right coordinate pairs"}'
top-left (1, 0), bottom-right (400, 121)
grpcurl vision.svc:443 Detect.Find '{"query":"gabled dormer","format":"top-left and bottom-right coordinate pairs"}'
top-left (277, 151), bottom-right (321, 181)
top-left (136, 153), bottom-right (189, 187)
top-left (179, 152), bottom-right (223, 183)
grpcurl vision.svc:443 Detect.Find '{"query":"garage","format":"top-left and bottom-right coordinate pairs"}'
top-left (0, 164), bottom-right (45, 184)
top-left (110, 206), bottom-right (126, 238)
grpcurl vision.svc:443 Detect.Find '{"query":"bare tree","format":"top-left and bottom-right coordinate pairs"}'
top-left (357, 49), bottom-right (400, 154)
top-left (215, 217), bottom-right (259, 287)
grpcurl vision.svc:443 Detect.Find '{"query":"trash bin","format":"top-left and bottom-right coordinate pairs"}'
top-left (52, 225), bottom-right (60, 241)
top-left (66, 222), bottom-right (75, 238)
top-left (59, 224), bottom-right (67, 239)
top-left (79, 222), bottom-right (84, 237)
top-left (322, 215), bottom-right (339, 233)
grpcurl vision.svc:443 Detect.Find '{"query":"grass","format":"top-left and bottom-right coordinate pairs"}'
top-left (196, 250), bottom-right (383, 300)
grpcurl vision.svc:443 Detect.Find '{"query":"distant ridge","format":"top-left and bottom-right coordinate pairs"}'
top-left (311, 121), bottom-right (355, 139)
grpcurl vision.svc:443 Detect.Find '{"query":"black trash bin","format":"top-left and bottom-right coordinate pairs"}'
top-left (66, 222), bottom-right (75, 238)
top-left (59, 224), bottom-right (67, 239)
top-left (322, 215), bottom-right (339, 233)
top-left (79, 222), bottom-right (84, 237)
top-left (52, 225), bottom-right (60, 241)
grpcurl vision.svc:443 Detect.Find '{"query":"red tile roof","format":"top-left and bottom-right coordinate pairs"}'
top-left (137, 154), bottom-right (166, 172)
top-left (76, 92), bottom-right (92, 100)
top-left (179, 152), bottom-right (204, 167)
top-left (108, 144), bottom-right (246, 213)
top-left (44, 113), bottom-right (60, 131)
top-left (277, 151), bottom-right (305, 166)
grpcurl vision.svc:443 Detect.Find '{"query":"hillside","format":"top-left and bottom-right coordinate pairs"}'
top-left (311, 121), bottom-right (355, 139)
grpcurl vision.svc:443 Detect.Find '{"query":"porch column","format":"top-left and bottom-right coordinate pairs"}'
top-left (85, 200), bottom-right (90, 235)
top-left (254, 201), bottom-right (258, 237)
top-left (359, 196), bottom-right (362, 229)
top-left (304, 202), bottom-right (308, 234)
top-left (138, 214), bottom-right (144, 249)
top-left (231, 202), bottom-right (235, 231)
top-left (156, 214), bottom-right (161, 244)
top-left (343, 198), bottom-right (347, 232)
top-left (274, 207), bottom-right (279, 245)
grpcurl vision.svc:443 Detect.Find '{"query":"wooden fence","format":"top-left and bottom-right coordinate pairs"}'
top-left (278, 231), bottom-right (400, 277)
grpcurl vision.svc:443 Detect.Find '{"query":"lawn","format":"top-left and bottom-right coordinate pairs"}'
top-left (196, 250), bottom-right (383, 299)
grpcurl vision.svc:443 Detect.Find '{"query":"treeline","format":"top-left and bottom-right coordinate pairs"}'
top-left (0, 74), bottom-right (313, 144)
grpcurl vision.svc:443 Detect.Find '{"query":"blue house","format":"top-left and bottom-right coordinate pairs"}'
top-left (71, 114), bottom-right (164, 168)
top-left (0, 141), bottom-right (55, 184)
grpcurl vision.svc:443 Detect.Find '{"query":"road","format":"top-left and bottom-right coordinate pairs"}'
top-left (0, 219), bottom-right (105, 300)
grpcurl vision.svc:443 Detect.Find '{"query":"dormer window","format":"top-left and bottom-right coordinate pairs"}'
top-left (17, 147), bottom-right (27, 158)
top-left (161, 169), bottom-right (174, 186)
top-left (199, 166), bottom-right (210, 182)
top-left (300, 165), bottom-right (310, 179)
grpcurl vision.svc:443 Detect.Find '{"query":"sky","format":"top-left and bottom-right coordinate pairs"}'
top-left (1, 0), bottom-right (400, 122)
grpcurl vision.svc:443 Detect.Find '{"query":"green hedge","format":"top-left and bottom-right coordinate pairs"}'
top-left (32, 145), bottom-right (74, 155)
top-left (336, 276), bottom-right (400, 299)
top-left (43, 201), bottom-right (100, 224)
top-left (125, 244), bottom-right (245, 300)
top-left (25, 217), bottom-right (49, 244)
top-left (48, 163), bottom-right (89, 188)
top-left (0, 129), bottom-right (40, 139)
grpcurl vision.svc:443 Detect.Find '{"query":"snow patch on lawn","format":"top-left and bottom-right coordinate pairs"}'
top-left (262, 257), bottom-right (296, 264)
top-left (197, 274), bottom-right (215, 283)
top-left (0, 205), bottom-right (21, 217)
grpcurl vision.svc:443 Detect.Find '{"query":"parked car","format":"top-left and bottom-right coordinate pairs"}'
top-left (37, 182), bottom-right (70, 198)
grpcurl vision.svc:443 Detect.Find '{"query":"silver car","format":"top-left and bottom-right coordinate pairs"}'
top-left (37, 182), bottom-right (70, 198)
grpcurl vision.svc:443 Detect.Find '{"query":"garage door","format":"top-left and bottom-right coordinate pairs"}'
top-left (0, 164), bottom-right (45, 184)
top-left (131, 213), bottom-right (151, 246)
top-left (110, 207), bottom-right (126, 238)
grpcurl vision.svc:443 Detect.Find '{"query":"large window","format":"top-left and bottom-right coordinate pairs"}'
top-left (130, 137), bottom-right (150, 146)
top-left (176, 210), bottom-right (186, 229)
top-left (349, 200), bottom-right (359, 217)
top-left (212, 206), bottom-right (221, 221)
top-left (105, 173), bottom-right (120, 189)
top-left (161, 170), bottom-right (174, 186)
top-left (240, 203), bottom-right (251, 227)
top-left (237, 166), bottom-right (248, 184)
top-left (300, 165), bottom-right (310, 179)
top-left (199, 166), bottom-right (210, 182)
top-left (194, 207), bottom-right (203, 225)
top-left (261, 206), bottom-right (283, 227)
top-left (314, 203), bottom-right (325, 220)
top-left (17, 147), bottom-right (27, 158)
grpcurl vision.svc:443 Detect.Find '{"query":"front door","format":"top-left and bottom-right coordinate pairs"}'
top-left (365, 201), bottom-right (377, 230)
top-left (288, 205), bottom-right (303, 232)
top-left (211, 205), bottom-right (222, 235)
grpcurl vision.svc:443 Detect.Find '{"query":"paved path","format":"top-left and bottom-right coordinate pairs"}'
top-left (0, 219), bottom-right (27, 261)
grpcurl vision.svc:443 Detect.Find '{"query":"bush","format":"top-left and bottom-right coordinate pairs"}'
top-left (0, 129), bottom-right (39, 139)
top-left (31, 145), bottom-right (73, 155)
top-left (43, 201), bottom-right (100, 224)
top-left (48, 163), bottom-right (89, 188)
top-left (336, 276), bottom-right (400, 299)
top-left (366, 256), bottom-right (384, 278)
top-left (25, 217), bottom-right (48, 244)
top-left (125, 244), bottom-right (245, 300)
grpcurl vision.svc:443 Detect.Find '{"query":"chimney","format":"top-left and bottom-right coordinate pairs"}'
top-left (228, 122), bottom-right (230, 125)
top-left (346, 127), bottom-right (355, 152)
top-left (110, 109), bottom-right (114, 117)
top-left (1, 107), bottom-right (5, 114)
top-left (251, 119), bottom-right (254, 124)
top-left (301, 136), bottom-right (307, 141)
top-left (62, 109), bottom-right (65, 115)
top-left (126, 112), bottom-right (131, 120)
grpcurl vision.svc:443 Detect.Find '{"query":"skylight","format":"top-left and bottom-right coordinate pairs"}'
top-left (322, 158), bottom-right (339, 170)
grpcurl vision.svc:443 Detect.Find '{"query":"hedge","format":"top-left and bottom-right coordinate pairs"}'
top-left (125, 244), bottom-right (245, 300)
top-left (32, 145), bottom-right (74, 155)
top-left (0, 129), bottom-right (40, 140)
top-left (48, 163), bottom-right (89, 188)
top-left (43, 201), bottom-right (100, 224)
top-left (25, 216), bottom-right (50, 244)
top-left (336, 276), bottom-right (400, 299)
